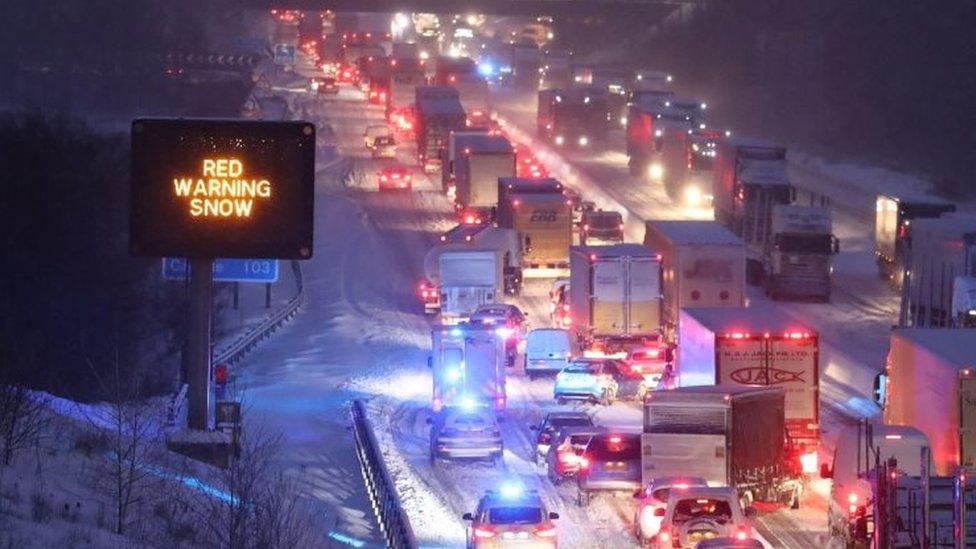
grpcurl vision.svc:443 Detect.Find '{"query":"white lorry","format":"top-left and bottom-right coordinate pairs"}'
top-left (568, 244), bottom-right (663, 347)
top-left (643, 220), bottom-right (745, 340)
top-left (882, 328), bottom-right (976, 475)
top-left (823, 421), bottom-right (976, 547)
top-left (874, 192), bottom-right (956, 284)
top-left (441, 129), bottom-right (489, 194)
top-left (899, 216), bottom-right (976, 328)
top-left (430, 323), bottom-right (507, 413)
top-left (423, 227), bottom-right (522, 321)
top-left (642, 385), bottom-right (803, 506)
top-left (675, 306), bottom-right (821, 471)
top-left (763, 204), bottom-right (839, 302)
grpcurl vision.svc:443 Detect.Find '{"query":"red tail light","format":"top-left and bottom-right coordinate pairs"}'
top-left (473, 526), bottom-right (496, 539)
top-left (535, 525), bottom-right (557, 538)
top-left (578, 456), bottom-right (590, 469)
top-left (735, 527), bottom-right (748, 540)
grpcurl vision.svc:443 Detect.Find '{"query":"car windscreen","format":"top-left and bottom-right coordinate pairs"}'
top-left (565, 362), bottom-right (599, 373)
top-left (587, 436), bottom-right (640, 460)
top-left (671, 498), bottom-right (733, 525)
top-left (488, 506), bottom-right (542, 525)
top-left (374, 136), bottom-right (395, 145)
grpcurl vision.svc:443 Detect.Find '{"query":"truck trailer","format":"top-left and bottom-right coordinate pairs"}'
top-left (642, 385), bottom-right (803, 506)
top-left (675, 306), bottom-right (820, 469)
top-left (430, 323), bottom-right (507, 413)
top-left (712, 136), bottom-right (794, 282)
top-left (414, 86), bottom-right (466, 173)
top-left (899, 216), bottom-right (976, 328)
top-left (882, 328), bottom-right (976, 476)
top-left (423, 227), bottom-right (522, 318)
top-left (569, 244), bottom-right (663, 347)
top-left (625, 101), bottom-right (688, 179)
top-left (643, 220), bottom-right (745, 340)
top-left (496, 177), bottom-right (572, 276)
top-left (450, 134), bottom-right (515, 217)
top-left (659, 127), bottom-right (722, 206)
top-left (874, 192), bottom-right (956, 284)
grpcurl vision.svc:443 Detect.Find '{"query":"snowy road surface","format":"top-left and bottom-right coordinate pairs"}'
top-left (226, 73), bottom-right (912, 547)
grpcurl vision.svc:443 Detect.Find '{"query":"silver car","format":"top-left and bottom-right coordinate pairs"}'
top-left (428, 405), bottom-right (504, 465)
top-left (576, 433), bottom-right (642, 506)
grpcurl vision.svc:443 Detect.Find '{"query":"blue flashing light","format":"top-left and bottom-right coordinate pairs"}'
top-left (499, 481), bottom-right (523, 499)
top-left (459, 395), bottom-right (477, 410)
top-left (450, 327), bottom-right (463, 337)
top-left (446, 367), bottom-right (461, 383)
top-left (478, 62), bottom-right (495, 76)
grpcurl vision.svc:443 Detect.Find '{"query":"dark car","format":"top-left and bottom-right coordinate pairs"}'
top-left (580, 210), bottom-right (624, 245)
top-left (576, 433), bottom-right (643, 506)
top-left (314, 76), bottom-right (339, 94)
top-left (530, 411), bottom-right (593, 465)
top-left (544, 425), bottom-right (606, 484)
top-left (428, 405), bottom-right (504, 465)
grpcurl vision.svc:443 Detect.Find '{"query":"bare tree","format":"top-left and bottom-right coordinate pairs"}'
top-left (186, 422), bottom-right (324, 549)
top-left (83, 350), bottom-right (162, 537)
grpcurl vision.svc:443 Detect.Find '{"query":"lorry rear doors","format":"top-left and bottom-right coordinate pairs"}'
top-left (590, 256), bottom-right (660, 336)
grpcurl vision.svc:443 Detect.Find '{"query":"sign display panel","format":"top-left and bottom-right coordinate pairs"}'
top-left (130, 119), bottom-right (314, 259)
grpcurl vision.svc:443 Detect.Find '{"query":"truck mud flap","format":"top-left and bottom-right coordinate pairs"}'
top-left (523, 262), bottom-right (570, 279)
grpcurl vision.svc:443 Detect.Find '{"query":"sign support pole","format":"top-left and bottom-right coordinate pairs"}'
top-left (187, 258), bottom-right (213, 430)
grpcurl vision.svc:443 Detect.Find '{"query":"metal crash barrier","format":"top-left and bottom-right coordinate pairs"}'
top-left (350, 400), bottom-right (418, 549)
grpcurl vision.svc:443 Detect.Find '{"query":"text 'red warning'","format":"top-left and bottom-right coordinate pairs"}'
top-left (173, 159), bottom-right (271, 218)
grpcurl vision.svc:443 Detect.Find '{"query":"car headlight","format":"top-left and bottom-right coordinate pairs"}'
top-left (555, 135), bottom-right (564, 145)
top-left (578, 136), bottom-right (588, 146)
top-left (683, 185), bottom-right (702, 206)
top-left (648, 163), bottom-right (664, 180)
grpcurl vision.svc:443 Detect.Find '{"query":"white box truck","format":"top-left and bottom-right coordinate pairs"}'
top-left (643, 220), bottom-right (745, 340)
top-left (874, 192), bottom-right (956, 283)
top-left (430, 323), bottom-right (507, 413)
top-left (569, 244), bottom-right (663, 346)
top-left (642, 386), bottom-right (802, 506)
top-left (882, 328), bottom-right (976, 475)
top-left (424, 227), bottom-right (522, 321)
top-left (442, 129), bottom-right (489, 193)
top-left (676, 306), bottom-right (820, 468)
top-left (899, 216), bottom-right (976, 328)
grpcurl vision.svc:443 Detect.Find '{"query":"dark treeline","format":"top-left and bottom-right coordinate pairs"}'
top-left (567, 1), bottom-right (976, 196)
top-left (0, 1), bottom-right (252, 400)
top-left (0, 114), bottom-right (186, 400)
top-left (0, 0), bottom-right (253, 118)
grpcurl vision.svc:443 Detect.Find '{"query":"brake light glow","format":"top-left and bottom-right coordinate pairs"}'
top-left (736, 527), bottom-right (748, 540)
top-left (535, 525), bottom-right (557, 538)
top-left (659, 531), bottom-right (670, 543)
top-left (785, 331), bottom-right (810, 339)
top-left (577, 457), bottom-right (589, 469)
top-left (473, 527), bottom-right (496, 539)
top-left (726, 332), bottom-right (750, 339)
top-left (609, 436), bottom-right (621, 443)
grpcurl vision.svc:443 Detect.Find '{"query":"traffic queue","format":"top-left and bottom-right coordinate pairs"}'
top-left (314, 17), bottom-right (976, 548)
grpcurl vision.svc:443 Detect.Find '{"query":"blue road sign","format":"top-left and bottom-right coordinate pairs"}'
top-left (273, 44), bottom-right (295, 66)
top-left (162, 258), bottom-right (279, 283)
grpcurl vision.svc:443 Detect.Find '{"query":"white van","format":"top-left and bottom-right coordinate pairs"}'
top-left (524, 328), bottom-right (578, 379)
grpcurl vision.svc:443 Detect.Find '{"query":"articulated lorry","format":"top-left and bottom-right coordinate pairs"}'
top-left (625, 101), bottom-right (690, 179)
top-left (568, 244), bottom-right (663, 347)
top-left (642, 386), bottom-right (803, 507)
top-left (415, 86), bottom-right (466, 173)
top-left (882, 328), bottom-right (976, 475)
top-left (899, 216), bottom-right (976, 328)
top-left (537, 87), bottom-right (608, 148)
top-left (496, 177), bottom-right (573, 276)
top-left (763, 205), bottom-right (839, 302)
top-left (675, 306), bottom-right (821, 470)
top-left (874, 192), bottom-right (956, 285)
top-left (387, 56), bottom-right (426, 121)
top-left (511, 39), bottom-right (541, 88)
top-left (430, 323), bottom-right (507, 413)
top-left (450, 133), bottom-right (515, 218)
top-left (659, 127), bottom-right (722, 206)
top-left (423, 227), bottom-right (522, 321)
top-left (823, 421), bottom-right (976, 548)
top-left (713, 137), bottom-right (836, 299)
top-left (643, 220), bottom-right (745, 340)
